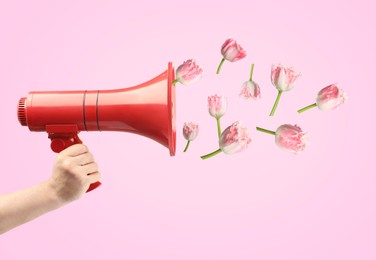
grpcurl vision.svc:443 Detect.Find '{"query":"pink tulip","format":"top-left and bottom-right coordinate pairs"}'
top-left (208, 94), bottom-right (227, 118)
top-left (256, 124), bottom-right (308, 154)
top-left (269, 64), bottom-right (301, 116)
top-left (219, 121), bottom-right (252, 154)
top-left (240, 81), bottom-right (261, 100)
top-left (239, 64), bottom-right (261, 100)
top-left (216, 38), bottom-right (247, 74)
top-left (182, 122), bottom-right (199, 152)
top-left (275, 124), bottom-right (308, 153)
top-left (317, 84), bottom-right (347, 110)
top-left (183, 122), bottom-right (199, 141)
top-left (201, 121), bottom-right (252, 159)
top-left (298, 84), bottom-right (348, 113)
top-left (208, 94), bottom-right (227, 137)
top-left (173, 59), bottom-right (203, 86)
top-left (271, 64), bottom-right (301, 92)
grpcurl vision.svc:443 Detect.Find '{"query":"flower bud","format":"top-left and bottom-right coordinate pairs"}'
top-left (271, 64), bottom-right (301, 92)
top-left (219, 121), bottom-right (252, 155)
top-left (183, 122), bottom-right (199, 141)
top-left (216, 38), bottom-right (246, 74)
top-left (221, 38), bottom-right (247, 62)
top-left (208, 94), bottom-right (227, 119)
top-left (316, 84), bottom-right (347, 111)
top-left (239, 80), bottom-right (261, 100)
top-left (174, 59), bottom-right (203, 86)
top-left (275, 124), bottom-right (308, 153)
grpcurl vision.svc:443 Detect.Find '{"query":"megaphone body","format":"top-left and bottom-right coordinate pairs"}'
top-left (17, 62), bottom-right (176, 192)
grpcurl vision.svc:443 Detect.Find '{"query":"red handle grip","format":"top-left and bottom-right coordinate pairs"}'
top-left (48, 127), bottom-right (101, 193)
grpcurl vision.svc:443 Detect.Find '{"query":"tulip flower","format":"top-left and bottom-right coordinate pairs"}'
top-left (201, 121), bottom-right (252, 160)
top-left (208, 94), bottom-right (227, 137)
top-left (216, 38), bottom-right (246, 74)
top-left (172, 59), bottom-right (203, 86)
top-left (182, 122), bottom-right (199, 152)
top-left (256, 124), bottom-right (308, 153)
top-left (269, 64), bottom-right (301, 116)
top-left (239, 64), bottom-right (261, 100)
top-left (297, 84), bottom-right (348, 113)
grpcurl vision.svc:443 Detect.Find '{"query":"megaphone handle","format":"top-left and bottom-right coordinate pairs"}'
top-left (49, 134), bottom-right (102, 193)
top-left (72, 135), bottom-right (102, 193)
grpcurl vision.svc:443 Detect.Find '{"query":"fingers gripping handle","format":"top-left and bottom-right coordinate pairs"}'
top-left (49, 134), bottom-right (102, 192)
top-left (47, 125), bottom-right (101, 193)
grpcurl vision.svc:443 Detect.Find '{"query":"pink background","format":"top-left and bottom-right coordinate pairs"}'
top-left (1, 0), bottom-right (375, 259)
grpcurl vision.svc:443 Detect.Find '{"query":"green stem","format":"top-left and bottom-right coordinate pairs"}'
top-left (172, 78), bottom-right (179, 85)
top-left (269, 90), bottom-right (282, 116)
top-left (200, 148), bottom-right (222, 160)
top-left (256, 127), bottom-right (276, 135)
top-left (249, 63), bottom-right (255, 81)
top-left (183, 140), bottom-right (190, 152)
top-left (216, 118), bottom-right (222, 138)
top-left (297, 103), bottom-right (317, 113)
top-left (216, 58), bottom-right (225, 74)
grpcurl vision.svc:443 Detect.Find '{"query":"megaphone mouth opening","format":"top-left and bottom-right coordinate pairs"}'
top-left (167, 62), bottom-right (176, 156)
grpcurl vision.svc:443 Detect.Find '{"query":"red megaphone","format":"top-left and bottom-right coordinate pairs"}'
top-left (17, 62), bottom-right (176, 192)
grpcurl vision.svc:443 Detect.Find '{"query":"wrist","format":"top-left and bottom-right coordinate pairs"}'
top-left (42, 180), bottom-right (69, 209)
